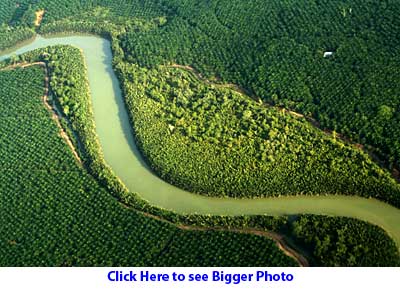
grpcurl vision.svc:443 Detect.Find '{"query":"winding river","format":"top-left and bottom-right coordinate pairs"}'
top-left (1, 35), bottom-right (400, 248)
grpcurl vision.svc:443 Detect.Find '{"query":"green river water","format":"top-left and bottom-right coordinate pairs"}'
top-left (1, 35), bottom-right (400, 247)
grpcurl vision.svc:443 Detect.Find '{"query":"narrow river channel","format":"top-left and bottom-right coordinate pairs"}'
top-left (1, 34), bottom-right (400, 248)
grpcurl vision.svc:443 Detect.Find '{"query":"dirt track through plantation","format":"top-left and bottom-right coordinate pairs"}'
top-left (169, 64), bottom-right (400, 182)
top-left (139, 209), bottom-right (309, 267)
top-left (1, 62), bottom-right (82, 164)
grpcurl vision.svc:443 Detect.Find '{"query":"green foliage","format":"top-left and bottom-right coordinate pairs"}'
top-left (0, 66), bottom-right (78, 170)
top-left (31, 45), bottom-right (128, 196)
top-left (1, 0), bottom-right (399, 267)
top-left (0, 1), bottom-right (37, 51)
top-left (0, 62), bottom-right (296, 267)
top-left (0, 0), bottom-right (18, 24)
top-left (0, 25), bottom-right (35, 52)
top-left (291, 215), bottom-right (400, 266)
top-left (153, 230), bottom-right (294, 267)
top-left (120, 0), bottom-right (400, 168)
top-left (0, 0), bottom-right (35, 26)
top-left (8, 1), bottom-right (36, 27)
top-left (117, 62), bottom-right (400, 206)
top-left (34, 0), bottom-right (164, 23)
top-left (37, 11), bottom-right (158, 39)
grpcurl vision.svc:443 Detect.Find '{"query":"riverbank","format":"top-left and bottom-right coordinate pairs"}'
top-left (1, 34), bottom-right (400, 248)
top-left (1, 34), bottom-right (399, 269)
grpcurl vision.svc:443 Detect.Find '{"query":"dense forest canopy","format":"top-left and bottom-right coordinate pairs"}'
top-left (2, 0), bottom-right (395, 174)
top-left (0, 0), bottom-right (399, 266)
top-left (290, 215), bottom-right (400, 267)
top-left (118, 62), bottom-right (400, 204)
top-left (13, 0), bottom-right (397, 202)
top-left (119, 0), bottom-right (400, 169)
